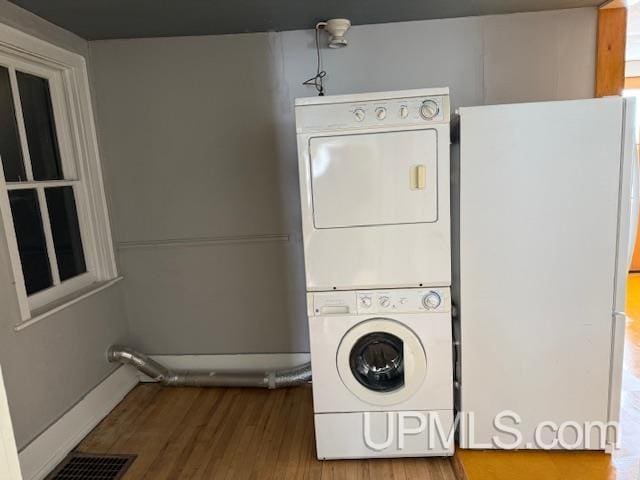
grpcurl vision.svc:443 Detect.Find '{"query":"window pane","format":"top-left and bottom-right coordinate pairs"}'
top-left (0, 66), bottom-right (26, 181)
top-left (9, 189), bottom-right (52, 294)
top-left (17, 71), bottom-right (62, 180)
top-left (45, 186), bottom-right (86, 281)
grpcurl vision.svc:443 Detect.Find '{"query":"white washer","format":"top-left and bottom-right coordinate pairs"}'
top-left (308, 288), bottom-right (454, 459)
top-left (295, 88), bottom-right (451, 291)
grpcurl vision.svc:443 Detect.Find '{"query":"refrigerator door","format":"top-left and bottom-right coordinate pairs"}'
top-left (457, 97), bottom-right (625, 450)
top-left (607, 97), bottom-right (637, 435)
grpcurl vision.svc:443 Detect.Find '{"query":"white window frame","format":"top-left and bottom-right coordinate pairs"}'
top-left (0, 23), bottom-right (118, 324)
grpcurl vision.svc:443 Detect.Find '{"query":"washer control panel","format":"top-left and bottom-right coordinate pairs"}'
top-left (308, 288), bottom-right (450, 316)
top-left (356, 288), bottom-right (449, 314)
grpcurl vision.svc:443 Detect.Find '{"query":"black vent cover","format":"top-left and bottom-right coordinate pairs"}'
top-left (46, 453), bottom-right (136, 480)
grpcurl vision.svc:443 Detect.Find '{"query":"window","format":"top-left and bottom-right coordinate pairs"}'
top-left (0, 25), bottom-right (117, 323)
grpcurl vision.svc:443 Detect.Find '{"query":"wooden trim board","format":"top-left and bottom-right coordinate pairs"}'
top-left (596, 7), bottom-right (627, 97)
top-left (625, 76), bottom-right (640, 89)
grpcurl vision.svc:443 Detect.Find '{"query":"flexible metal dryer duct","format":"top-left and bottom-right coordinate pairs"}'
top-left (107, 345), bottom-right (311, 389)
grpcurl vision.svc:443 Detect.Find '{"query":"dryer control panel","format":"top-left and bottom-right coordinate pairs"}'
top-left (295, 89), bottom-right (450, 133)
top-left (308, 288), bottom-right (451, 316)
top-left (296, 96), bottom-right (449, 132)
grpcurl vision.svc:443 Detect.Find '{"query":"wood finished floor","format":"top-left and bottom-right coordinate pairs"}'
top-left (77, 384), bottom-right (457, 480)
top-left (455, 274), bottom-right (640, 480)
top-left (77, 277), bottom-right (640, 480)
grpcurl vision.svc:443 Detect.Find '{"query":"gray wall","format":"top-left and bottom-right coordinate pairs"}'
top-left (0, 0), bottom-right (129, 449)
top-left (89, 7), bottom-right (596, 355)
top-left (0, 0), bottom-right (596, 453)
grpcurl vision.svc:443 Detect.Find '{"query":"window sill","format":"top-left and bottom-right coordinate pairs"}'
top-left (13, 276), bottom-right (124, 332)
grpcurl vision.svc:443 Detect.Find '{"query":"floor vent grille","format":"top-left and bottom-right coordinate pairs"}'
top-left (46, 452), bottom-right (136, 480)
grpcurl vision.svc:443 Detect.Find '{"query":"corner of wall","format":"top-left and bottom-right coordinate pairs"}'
top-left (0, 0), bottom-right (88, 56)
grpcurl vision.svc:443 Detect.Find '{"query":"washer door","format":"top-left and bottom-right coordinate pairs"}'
top-left (337, 318), bottom-right (427, 406)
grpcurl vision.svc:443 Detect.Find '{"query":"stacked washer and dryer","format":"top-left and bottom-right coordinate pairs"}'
top-left (295, 88), bottom-right (454, 459)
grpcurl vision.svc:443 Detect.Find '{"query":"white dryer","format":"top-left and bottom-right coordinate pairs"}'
top-left (295, 88), bottom-right (451, 291)
top-left (308, 288), bottom-right (454, 459)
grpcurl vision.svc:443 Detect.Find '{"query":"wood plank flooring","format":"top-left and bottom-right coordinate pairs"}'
top-left (77, 384), bottom-right (457, 480)
top-left (78, 274), bottom-right (640, 480)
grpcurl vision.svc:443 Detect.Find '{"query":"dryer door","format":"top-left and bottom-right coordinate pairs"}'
top-left (309, 129), bottom-right (438, 229)
top-left (336, 318), bottom-right (427, 406)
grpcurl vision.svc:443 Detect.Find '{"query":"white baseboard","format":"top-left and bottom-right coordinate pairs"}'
top-left (19, 365), bottom-right (139, 480)
top-left (138, 353), bottom-right (311, 382)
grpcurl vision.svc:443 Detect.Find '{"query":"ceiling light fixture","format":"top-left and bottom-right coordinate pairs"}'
top-left (317, 18), bottom-right (351, 49)
top-left (303, 18), bottom-right (351, 96)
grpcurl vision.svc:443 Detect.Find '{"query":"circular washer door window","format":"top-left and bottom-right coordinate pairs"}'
top-left (350, 331), bottom-right (405, 392)
top-left (337, 318), bottom-right (427, 406)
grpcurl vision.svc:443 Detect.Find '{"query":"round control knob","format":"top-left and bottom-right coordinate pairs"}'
top-left (379, 296), bottom-right (391, 308)
top-left (422, 291), bottom-right (442, 310)
top-left (360, 296), bottom-right (372, 308)
top-left (375, 107), bottom-right (387, 120)
top-left (419, 100), bottom-right (440, 120)
top-left (399, 105), bottom-right (409, 119)
top-left (353, 108), bottom-right (365, 122)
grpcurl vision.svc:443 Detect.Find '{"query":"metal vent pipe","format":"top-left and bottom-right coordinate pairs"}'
top-left (107, 345), bottom-right (311, 389)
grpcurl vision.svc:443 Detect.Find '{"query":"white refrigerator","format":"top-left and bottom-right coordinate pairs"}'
top-left (454, 97), bottom-right (638, 450)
